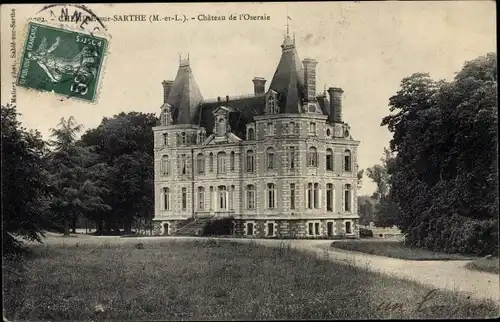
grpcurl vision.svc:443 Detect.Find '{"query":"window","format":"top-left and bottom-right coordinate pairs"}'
top-left (248, 127), bottom-right (255, 140)
top-left (307, 183), bottom-right (313, 209)
top-left (307, 147), bottom-right (318, 167)
top-left (180, 154), bottom-right (187, 175)
top-left (308, 222), bottom-right (314, 235)
top-left (209, 153), bottom-right (214, 172)
top-left (267, 183), bottom-right (276, 209)
top-left (198, 187), bottom-right (205, 210)
top-left (266, 222), bottom-right (276, 237)
top-left (209, 186), bottom-right (214, 210)
top-left (247, 185), bottom-right (256, 209)
top-left (307, 222), bottom-right (321, 236)
top-left (161, 155), bottom-right (170, 175)
top-left (289, 122), bottom-right (295, 134)
top-left (217, 152), bottom-right (226, 174)
top-left (246, 150), bottom-right (255, 172)
top-left (197, 153), bottom-right (205, 174)
top-left (326, 183), bottom-right (333, 211)
top-left (181, 188), bottom-right (187, 210)
top-left (344, 150), bottom-right (352, 172)
top-left (230, 152), bottom-right (235, 170)
top-left (267, 122), bottom-right (274, 136)
top-left (230, 185), bottom-right (235, 210)
top-left (345, 221), bottom-right (352, 234)
top-left (289, 146), bottom-right (296, 169)
top-left (290, 183), bottom-right (296, 210)
top-left (218, 186), bottom-right (227, 210)
top-left (163, 187), bottom-right (170, 210)
top-left (217, 118), bottom-right (225, 136)
top-left (246, 222), bottom-right (254, 236)
top-left (162, 223), bottom-right (169, 235)
top-left (267, 147), bottom-right (275, 169)
top-left (315, 222), bottom-right (320, 235)
top-left (181, 132), bottom-right (187, 145)
top-left (326, 149), bottom-right (334, 171)
top-left (162, 133), bottom-right (168, 146)
top-left (309, 122), bottom-right (316, 135)
top-left (344, 184), bottom-right (352, 212)
top-left (268, 96), bottom-right (276, 114)
top-left (313, 183), bottom-right (319, 208)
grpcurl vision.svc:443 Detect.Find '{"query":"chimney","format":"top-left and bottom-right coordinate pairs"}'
top-left (303, 58), bottom-right (318, 102)
top-left (327, 87), bottom-right (344, 123)
top-left (252, 77), bottom-right (266, 95)
top-left (162, 80), bottom-right (174, 103)
top-left (217, 96), bottom-right (221, 106)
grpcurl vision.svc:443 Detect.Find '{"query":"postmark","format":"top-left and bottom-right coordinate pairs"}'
top-left (17, 22), bottom-right (108, 103)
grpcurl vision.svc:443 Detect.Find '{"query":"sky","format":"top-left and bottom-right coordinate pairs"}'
top-left (1, 2), bottom-right (497, 196)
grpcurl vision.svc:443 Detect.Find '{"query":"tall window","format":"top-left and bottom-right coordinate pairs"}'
top-left (344, 184), bottom-right (352, 212)
top-left (181, 132), bottom-right (186, 145)
top-left (247, 185), bottom-right (256, 209)
top-left (267, 147), bottom-right (275, 169)
top-left (267, 183), bottom-right (276, 209)
top-left (345, 221), bottom-right (352, 234)
top-left (218, 186), bottom-right (227, 210)
top-left (198, 187), bottom-right (205, 210)
top-left (326, 183), bottom-right (333, 211)
top-left (289, 146), bottom-right (296, 169)
top-left (290, 183), bottom-right (296, 210)
top-left (307, 183), bottom-right (313, 209)
top-left (307, 147), bottom-right (318, 167)
top-left (267, 122), bottom-right (274, 136)
top-left (180, 154), bottom-right (187, 175)
top-left (268, 96), bottom-right (276, 114)
top-left (217, 152), bottom-right (226, 174)
top-left (161, 155), bottom-right (170, 175)
top-left (197, 153), bottom-right (205, 174)
top-left (344, 150), bottom-right (352, 172)
top-left (162, 133), bottom-right (168, 146)
top-left (229, 185), bottom-right (235, 210)
top-left (248, 128), bottom-right (255, 140)
top-left (209, 186), bottom-right (214, 210)
top-left (267, 222), bottom-right (276, 237)
top-left (217, 118), bottom-right (225, 136)
top-left (230, 152), bottom-right (235, 170)
top-left (246, 150), bottom-right (255, 172)
top-left (181, 188), bottom-right (187, 210)
top-left (326, 149), bottom-right (334, 171)
top-left (209, 153), bottom-right (214, 172)
top-left (313, 183), bottom-right (319, 208)
top-left (163, 187), bottom-right (170, 210)
top-left (309, 122), bottom-right (316, 135)
top-left (246, 222), bottom-right (254, 235)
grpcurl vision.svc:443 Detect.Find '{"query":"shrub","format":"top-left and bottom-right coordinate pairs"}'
top-left (202, 217), bottom-right (234, 236)
top-left (359, 228), bottom-right (373, 238)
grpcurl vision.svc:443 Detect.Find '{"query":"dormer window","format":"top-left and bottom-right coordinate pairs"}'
top-left (267, 96), bottom-right (278, 114)
top-left (217, 118), bottom-right (226, 136)
top-left (247, 127), bottom-right (255, 140)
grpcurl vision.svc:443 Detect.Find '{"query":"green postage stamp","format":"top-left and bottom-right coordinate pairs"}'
top-left (17, 22), bottom-right (108, 103)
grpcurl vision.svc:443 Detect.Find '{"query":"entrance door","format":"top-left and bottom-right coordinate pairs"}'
top-left (327, 222), bottom-right (334, 237)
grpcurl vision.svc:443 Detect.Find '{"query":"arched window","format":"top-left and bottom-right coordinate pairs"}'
top-left (307, 147), bottom-right (318, 167)
top-left (268, 96), bottom-right (276, 114)
top-left (209, 152), bottom-right (214, 172)
top-left (163, 187), bottom-right (170, 210)
top-left (197, 153), bottom-right (205, 174)
top-left (326, 183), bottom-right (334, 212)
top-left (344, 184), bottom-right (352, 212)
top-left (218, 186), bottom-right (227, 210)
top-left (248, 127), bottom-right (255, 140)
top-left (326, 149), bottom-right (334, 171)
top-left (246, 150), bottom-right (255, 173)
top-left (267, 183), bottom-right (276, 209)
top-left (161, 155), bottom-right (170, 175)
top-left (344, 150), bottom-right (352, 172)
top-left (230, 151), bottom-right (235, 171)
top-left (247, 185), bottom-right (256, 209)
top-left (266, 147), bottom-right (275, 169)
top-left (197, 187), bottom-right (205, 210)
top-left (217, 118), bottom-right (226, 136)
top-left (217, 152), bottom-right (226, 173)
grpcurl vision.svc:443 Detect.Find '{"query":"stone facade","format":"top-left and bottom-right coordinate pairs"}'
top-left (152, 30), bottom-right (361, 239)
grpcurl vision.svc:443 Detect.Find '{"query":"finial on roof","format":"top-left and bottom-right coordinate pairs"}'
top-left (180, 53), bottom-right (190, 67)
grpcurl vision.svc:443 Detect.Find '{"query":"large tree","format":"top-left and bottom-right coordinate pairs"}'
top-left (1, 104), bottom-right (51, 256)
top-left (382, 53), bottom-right (498, 255)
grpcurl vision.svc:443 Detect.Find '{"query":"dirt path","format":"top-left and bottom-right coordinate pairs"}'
top-left (38, 234), bottom-right (500, 303)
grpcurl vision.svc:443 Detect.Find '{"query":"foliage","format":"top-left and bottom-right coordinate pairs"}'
top-left (358, 196), bottom-right (375, 226)
top-left (359, 227), bottom-right (373, 238)
top-left (382, 53), bottom-right (498, 255)
top-left (1, 104), bottom-right (51, 256)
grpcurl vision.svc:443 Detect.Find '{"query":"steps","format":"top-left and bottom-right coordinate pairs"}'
top-left (175, 217), bottom-right (212, 236)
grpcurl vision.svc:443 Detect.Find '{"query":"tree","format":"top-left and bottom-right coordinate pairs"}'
top-left (381, 53), bottom-right (498, 255)
top-left (46, 117), bottom-right (110, 235)
top-left (358, 196), bottom-right (375, 226)
top-left (1, 104), bottom-right (50, 256)
top-left (356, 169), bottom-right (364, 189)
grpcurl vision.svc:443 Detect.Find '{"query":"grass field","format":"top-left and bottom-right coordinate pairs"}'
top-left (3, 238), bottom-right (498, 320)
top-left (331, 239), bottom-right (477, 260)
top-left (465, 257), bottom-right (500, 275)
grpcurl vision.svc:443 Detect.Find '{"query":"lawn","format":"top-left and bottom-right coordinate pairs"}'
top-left (465, 257), bottom-right (500, 275)
top-left (3, 237), bottom-right (498, 320)
top-left (331, 239), bottom-right (477, 260)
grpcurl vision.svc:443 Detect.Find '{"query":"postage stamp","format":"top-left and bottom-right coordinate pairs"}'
top-left (17, 22), bottom-right (108, 103)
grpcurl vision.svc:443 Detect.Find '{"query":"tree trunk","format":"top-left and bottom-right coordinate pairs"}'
top-left (97, 220), bottom-right (103, 233)
top-left (72, 213), bottom-right (77, 233)
top-left (63, 216), bottom-right (70, 236)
